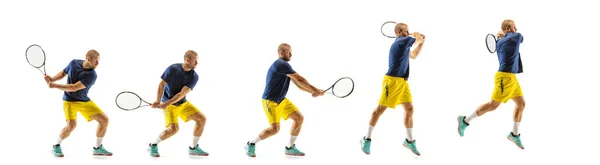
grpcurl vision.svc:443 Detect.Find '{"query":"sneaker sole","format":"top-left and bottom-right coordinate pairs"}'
top-left (147, 148), bottom-right (160, 157)
top-left (93, 153), bottom-right (113, 156)
top-left (285, 153), bottom-right (305, 156)
top-left (506, 136), bottom-right (525, 150)
top-left (402, 143), bottom-right (421, 156)
top-left (457, 116), bottom-right (464, 137)
top-left (359, 139), bottom-right (370, 155)
top-left (189, 153), bottom-right (209, 156)
top-left (244, 145), bottom-right (256, 157)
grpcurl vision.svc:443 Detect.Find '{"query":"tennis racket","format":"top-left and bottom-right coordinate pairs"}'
top-left (485, 33), bottom-right (498, 53)
top-left (26, 44), bottom-right (47, 75)
top-left (381, 21), bottom-right (425, 39)
top-left (323, 77), bottom-right (355, 98)
top-left (115, 91), bottom-right (152, 111)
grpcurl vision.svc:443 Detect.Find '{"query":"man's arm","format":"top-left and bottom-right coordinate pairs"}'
top-left (287, 73), bottom-right (320, 94)
top-left (155, 79), bottom-right (167, 102)
top-left (49, 81), bottom-right (86, 92)
top-left (409, 33), bottom-right (425, 59)
top-left (409, 42), bottom-right (424, 59)
top-left (161, 86), bottom-right (191, 106)
top-left (48, 71), bottom-right (67, 82)
top-left (292, 78), bottom-right (312, 93)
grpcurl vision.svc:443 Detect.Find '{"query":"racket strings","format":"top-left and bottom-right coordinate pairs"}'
top-left (26, 45), bottom-right (45, 68)
top-left (331, 78), bottom-right (354, 97)
top-left (116, 92), bottom-right (143, 110)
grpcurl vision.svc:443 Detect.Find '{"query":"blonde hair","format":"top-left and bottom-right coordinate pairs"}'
top-left (501, 19), bottom-right (514, 31)
top-left (278, 43), bottom-right (291, 53)
top-left (184, 50), bottom-right (197, 60)
top-left (86, 49), bottom-right (99, 59)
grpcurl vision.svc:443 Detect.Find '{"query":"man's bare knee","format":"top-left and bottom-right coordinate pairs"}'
top-left (92, 113), bottom-right (109, 125)
top-left (66, 120), bottom-right (77, 131)
top-left (488, 101), bottom-right (501, 111)
top-left (289, 111), bottom-right (304, 123)
top-left (372, 105), bottom-right (387, 116)
top-left (269, 124), bottom-right (280, 134)
top-left (402, 103), bottom-right (414, 113)
top-left (190, 112), bottom-right (206, 123)
top-left (168, 124), bottom-right (179, 133)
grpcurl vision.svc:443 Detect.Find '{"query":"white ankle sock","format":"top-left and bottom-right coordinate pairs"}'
top-left (465, 112), bottom-right (478, 124)
top-left (366, 125), bottom-right (374, 139)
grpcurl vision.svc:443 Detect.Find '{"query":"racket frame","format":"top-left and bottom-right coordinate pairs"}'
top-left (324, 77), bottom-right (355, 98)
top-left (486, 33), bottom-right (498, 53)
top-left (115, 91), bottom-right (152, 111)
top-left (25, 44), bottom-right (47, 75)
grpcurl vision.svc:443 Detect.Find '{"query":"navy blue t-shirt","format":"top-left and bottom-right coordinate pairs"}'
top-left (262, 58), bottom-right (297, 103)
top-left (160, 63), bottom-right (199, 106)
top-left (62, 59), bottom-right (97, 102)
top-left (496, 32), bottom-right (524, 73)
top-left (385, 36), bottom-right (416, 79)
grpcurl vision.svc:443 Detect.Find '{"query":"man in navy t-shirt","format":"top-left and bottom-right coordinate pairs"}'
top-left (359, 22), bottom-right (426, 156)
top-left (147, 50), bottom-right (208, 157)
top-left (457, 19), bottom-right (526, 150)
top-left (44, 49), bottom-right (112, 157)
top-left (245, 43), bottom-right (324, 157)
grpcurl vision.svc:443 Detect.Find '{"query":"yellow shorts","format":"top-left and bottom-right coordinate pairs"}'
top-left (262, 98), bottom-right (298, 124)
top-left (491, 71), bottom-right (523, 103)
top-left (163, 101), bottom-right (200, 127)
top-left (378, 75), bottom-right (412, 109)
top-left (63, 100), bottom-right (104, 122)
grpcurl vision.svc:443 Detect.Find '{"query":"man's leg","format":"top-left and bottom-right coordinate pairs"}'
top-left (80, 101), bottom-right (112, 156)
top-left (89, 113), bottom-right (112, 156)
top-left (279, 98), bottom-right (304, 156)
top-left (53, 101), bottom-right (79, 157)
top-left (458, 72), bottom-right (508, 137)
top-left (506, 80), bottom-right (525, 149)
top-left (285, 111), bottom-right (304, 156)
top-left (398, 80), bottom-right (419, 156)
top-left (361, 75), bottom-right (399, 155)
top-left (245, 99), bottom-right (282, 157)
top-left (148, 105), bottom-right (181, 157)
top-left (183, 102), bottom-right (209, 156)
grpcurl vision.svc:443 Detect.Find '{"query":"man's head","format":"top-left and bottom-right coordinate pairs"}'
top-left (278, 43), bottom-right (292, 61)
top-left (85, 49), bottom-right (100, 69)
top-left (183, 50), bottom-right (198, 70)
top-left (501, 19), bottom-right (517, 34)
top-left (394, 23), bottom-right (410, 37)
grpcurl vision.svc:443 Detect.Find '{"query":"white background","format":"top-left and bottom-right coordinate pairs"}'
top-left (1, 0), bottom-right (599, 164)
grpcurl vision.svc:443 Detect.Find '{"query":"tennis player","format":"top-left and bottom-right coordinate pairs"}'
top-left (457, 19), bottom-right (526, 150)
top-left (147, 50), bottom-right (209, 157)
top-left (244, 43), bottom-right (325, 157)
top-left (44, 49), bottom-right (113, 157)
top-left (359, 22), bottom-right (425, 156)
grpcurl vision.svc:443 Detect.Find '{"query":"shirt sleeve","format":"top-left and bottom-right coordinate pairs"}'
top-left (185, 73), bottom-right (199, 90)
top-left (275, 62), bottom-right (296, 74)
top-left (160, 66), bottom-right (172, 83)
top-left (63, 61), bottom-right (72, 74)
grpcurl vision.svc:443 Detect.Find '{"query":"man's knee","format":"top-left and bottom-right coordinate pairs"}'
top-left (66, 120), bottom-right (77, 131)
top-left (167, 124), bottom-right (179, 133)
top-left (288, 111), bottom-right (304, 123)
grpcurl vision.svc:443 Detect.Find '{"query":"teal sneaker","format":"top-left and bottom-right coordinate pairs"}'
top-left (53, 144), bottom-right (64, 157)
top-left (507, 132), bottom-right (525, 149)
top-left (148, 143), bottom-right (160, 157)
top-left (457, 116), bottom-right (470, 137)
top-left (402, 139), bottom-right (421, 156)
top-left (189, 144), bottom-right (209, 156)
top-left (245, 142), bottom-right (256, 157)
top-left (284, 144), bottom-right (305, 156)
top-left (93, 144), bottom-right (113, 156)
top-left (360, 137), bottom-right (371, 155)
